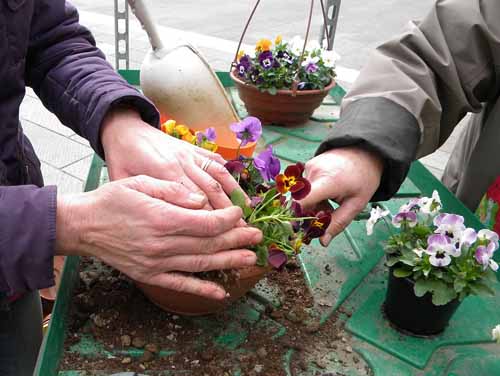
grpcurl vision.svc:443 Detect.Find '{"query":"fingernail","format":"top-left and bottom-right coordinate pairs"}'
top-left (189, 193), bottom-right (206, 204)
top-left (214, 289), bottom-right (226, 300)
top-left (321, 234), bottom-right (332, 247)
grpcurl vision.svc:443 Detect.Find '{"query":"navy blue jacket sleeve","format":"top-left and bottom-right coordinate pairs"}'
top-left (25, 0), bottom-right (160, 158)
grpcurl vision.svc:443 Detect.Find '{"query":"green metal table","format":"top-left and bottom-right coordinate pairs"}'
top-left (35, 71), bottom-right (500, 376)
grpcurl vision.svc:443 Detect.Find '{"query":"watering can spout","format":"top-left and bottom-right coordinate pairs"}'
top-left (128, 0), bottom-right (164, 51)
top-left (127, 0), bottom-right (240, 141)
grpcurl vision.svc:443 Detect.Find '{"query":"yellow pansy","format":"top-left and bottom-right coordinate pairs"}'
top-left (237, 50), bottom-right (245, 61)
top-left (182, 132), bottom-right (196, 143)
top-left (201, 141), bottom-right (218, 152)
top-left (275, 35), bottom-right (283, 45)
top-left (256, 38), bottom-right (272, 52)
top-left (175, 124), bottom-right (190, 136)
top-left (161, 119), bottom-right (176, 135)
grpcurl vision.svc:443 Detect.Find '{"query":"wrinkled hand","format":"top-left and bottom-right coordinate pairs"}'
top-left (101, 108), bottom-right (242, 209)
top-left (299, 147), bottom-right (384, 246)
top-left (55, 175), bottom-right (262, 300)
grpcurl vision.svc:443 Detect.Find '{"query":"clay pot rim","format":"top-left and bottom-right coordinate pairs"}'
top-left (230, 70), bottom-right (336, 96)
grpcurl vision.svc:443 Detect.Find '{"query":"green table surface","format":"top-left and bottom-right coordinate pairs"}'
top-left (35, 71), bottom-right (500, 376)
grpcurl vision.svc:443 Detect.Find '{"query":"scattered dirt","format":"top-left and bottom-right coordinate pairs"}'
top-left (59, 257), bottom-right (363, 376)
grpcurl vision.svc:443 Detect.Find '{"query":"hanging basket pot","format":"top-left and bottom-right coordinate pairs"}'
top-left (231, 71), bottom-right (335, 125)
top-left (383, 266), bottom-right (461, 336)
top-left (230, 0), bottom-right (337, 126)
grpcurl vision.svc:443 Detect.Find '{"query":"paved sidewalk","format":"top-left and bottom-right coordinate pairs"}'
top-left (22, 0), bottom-right (458, 195)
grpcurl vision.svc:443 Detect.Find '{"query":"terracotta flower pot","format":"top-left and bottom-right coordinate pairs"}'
top-left (136, 266), bottom-right (269, 316)
top-left (230, 71), bottom-right (336, 126)
top-left (384, 266), bottom-right (461, 336)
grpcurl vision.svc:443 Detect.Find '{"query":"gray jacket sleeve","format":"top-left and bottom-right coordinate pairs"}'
top-left (318, 0), bottom-right (500, 200)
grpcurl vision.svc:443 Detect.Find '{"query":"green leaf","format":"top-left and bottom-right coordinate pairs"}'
top-left (431, 285), bottom-right (457, 306)
top-left (393, 268), bottom-right (413, 278)
top-left (255, 245), bottom-right (269, 267)
top-left (414, 278), bottom-right (435, 297)
top-left (386, 257), bottom-right (400, 267)
top-left (230, 189), bottom-right (247, 209)
top-left (267, 87), bottom-right (278, 95)
top-left (453, 279), bottom-right (466, 293)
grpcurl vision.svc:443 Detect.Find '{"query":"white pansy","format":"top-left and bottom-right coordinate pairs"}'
top-left (366, 206), bottom-right (390, 236)
top-left (419, 190), bottom-right (442, 215)
top-left (322, 50), bottom-right (340, 68)
top-left (301, 56), bottom-right (320, 67)
top-left (289, 36), bottom-right (305, 56)
top-left (492, 325), bottom-right (500, 343)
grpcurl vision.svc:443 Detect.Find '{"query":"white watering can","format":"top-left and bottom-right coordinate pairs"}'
top-left (127, 0), bottom-right (240, 132)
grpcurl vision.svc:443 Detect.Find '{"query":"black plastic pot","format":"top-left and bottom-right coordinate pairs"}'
top-left (383, 268), bottom-right (461, 336)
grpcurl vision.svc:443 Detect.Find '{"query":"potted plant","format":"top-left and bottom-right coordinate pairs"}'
top-left (368, 192), bottom-right (499, 336)
top-left (230, 35), bottom-right (338, 126)
top-left (137, 116), bottom-right (331, 315)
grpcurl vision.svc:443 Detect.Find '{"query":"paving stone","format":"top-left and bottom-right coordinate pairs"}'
top-left (41, 162), bottom-right (85, 194)
top-left (20, 96), bottom-right (75, 137)
top-left (22, 120), bottom-right (93, 168)
top-left (63, 156), bottom-right (94, 181)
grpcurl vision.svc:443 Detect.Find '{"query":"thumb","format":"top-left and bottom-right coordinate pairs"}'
top-left (125, 175), bottom-right (208, 209)
top-left (320, 198), bottom-right (365, 246)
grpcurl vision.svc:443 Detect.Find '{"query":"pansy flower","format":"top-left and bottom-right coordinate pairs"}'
top-left (477, 229), bottom-right (499, 250)
top-left (366, 206), bottom-right (390, 236)
top-left (424, 234), bottom-right (459, 267)
top-left (225, 160), bottom-right (245, 176)
top-left (268, 245), bottom-right (287, 269)
top-left (258, 51), bottom-right (274, 70)
top-left (256, 38), bottom-right (272, 52)
top-left (433, 213), bottom-right (466, 240)
top-left (392, 211), bottom-right (417, 228)
top-left (475, 243), bottom-right (499, 271)
top-left (301, 56), bottom-right (320, 73)
top-left (302, 210), bottom-right (332, 245)
top-left (419, 190), bottom-right (442, 216)
top-left (253, 146), bottom-right (281, 182)
top-left (237, 55), bottom-right (251, 77)
top-left (275, 35), bottom-right (283, 45)
top-left (230, 117), bottom-right (262, 147)
top-left (277, 50), bottom-right (294, 65)
top-left (275, 163), bottom-right (311, 200)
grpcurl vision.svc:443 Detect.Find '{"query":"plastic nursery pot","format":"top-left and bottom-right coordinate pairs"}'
top-left (136, 266), bottom-right (269, 316)
top-left (383, 267), bottom-right (461, 336)
top-left (230, 70), bottom-right (336, 126)
top-left (159, 116), bottom-right (256, 160)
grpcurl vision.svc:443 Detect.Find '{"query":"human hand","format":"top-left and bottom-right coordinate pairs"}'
top-left (55, 175), bottom-right (262, 300)
top-left (299, 147), bottom-right (384, 246)
top-left (100, 107), bottom-right (243, 210)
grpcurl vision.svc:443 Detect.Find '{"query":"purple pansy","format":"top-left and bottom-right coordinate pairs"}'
top-left (225, 160), bottom-right (245, 175)
top-left (250, 196), bottom-right (263, 208)
top-left (230, 117), bottom-right (262, 147)
top-left (253, 146), bottom-right (281, 182)
top-left (392, 211), bottom-right (417, 228)
top-left (434, 213), bottom-right (466, 240)
top-left (258, 51), bottom-right (274, 70)
top-left (237, 55), bottom-right (251, 77)
top-left (425, 234), bottom-right (459, 267)
top-left (196, 127), bottom-right (217, 144)
top-left (301, 56), bottom-right (319, 73)
top-left (475, 244), bottom-right (499, 271)
top-left (268, 247), bottom-right (288, 269)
